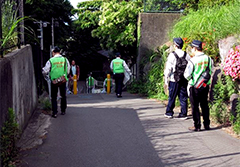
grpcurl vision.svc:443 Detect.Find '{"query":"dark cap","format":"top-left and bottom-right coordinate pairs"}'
top-left (190, 40), bottom-right (202, 49)
top-left (115, 52), bottom-right (121, 57)
top-left (52, 46), bottom-right (61, 53)
top-left (173, 38), bottom-right (183, 48)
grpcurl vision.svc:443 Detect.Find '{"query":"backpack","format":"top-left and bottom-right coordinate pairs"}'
top-left (173, 51), bottom-right (188, 82)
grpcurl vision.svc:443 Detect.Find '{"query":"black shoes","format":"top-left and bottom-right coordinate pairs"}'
top-left (164, 113), bottom-right (173, 118)
top-left (52, 111), bottom-right (65, 118)
top-left (117, 94), bottom-right (122, 98)
top-left (188, 126), bottom-right (201, 132)
top-left (177, 114), bottom-right (188, 120)
top-left (204, 126), bottom-right (210, 130)
top-left (52, 114), bottom-right (57, 118)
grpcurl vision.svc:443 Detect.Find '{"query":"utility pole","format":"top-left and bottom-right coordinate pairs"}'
top-left (52, 17), bottom-right (54, 47)
top-left (18, 0), bottom-right (24, 47)
top-left (38, 20), bottom-right (43, 50)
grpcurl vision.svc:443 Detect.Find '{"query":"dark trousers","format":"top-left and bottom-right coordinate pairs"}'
top-left (51, 82), bottom-right (67, 115)
top-left (114, 73), bottom-right (124, 95)
top-left (166, 80), bottom-right (188, 116)
top-left (189, 85), bottom-right (210, 129)
top-left (88, 87), bottom-right (93, 93)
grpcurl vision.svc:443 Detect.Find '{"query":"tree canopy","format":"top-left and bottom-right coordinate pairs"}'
top-left (73, 0), bottom-right (143, 61)
top-left (24, 0), bottom-right (73, 49)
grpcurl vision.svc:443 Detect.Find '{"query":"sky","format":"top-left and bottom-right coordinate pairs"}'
top-left (69, 0), bottom-right (91, 8)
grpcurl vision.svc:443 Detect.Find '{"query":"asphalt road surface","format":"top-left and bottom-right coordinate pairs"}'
top-left (18, 92), bottom-right (240, 167)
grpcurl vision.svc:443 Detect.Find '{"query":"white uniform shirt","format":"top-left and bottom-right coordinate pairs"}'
top-left (42, 54), bottom-right (70, 75)
top-left (71, 66), bottom-right (76, 75)
top-left (164, 49), bottom-right (191, 85)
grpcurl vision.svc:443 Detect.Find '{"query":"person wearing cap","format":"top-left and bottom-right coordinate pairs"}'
top-left (164, 37), bottom-right (191, 119)
top-left (110, 52), bottom-right (132, 98)
top-left (184, 40), bottom-right (214, 131)
top-left (42, 46), bottom-right (70, 118)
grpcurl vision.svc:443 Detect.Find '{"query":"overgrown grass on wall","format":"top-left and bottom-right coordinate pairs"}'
top-left (169, 1), bottom-right (240, 62)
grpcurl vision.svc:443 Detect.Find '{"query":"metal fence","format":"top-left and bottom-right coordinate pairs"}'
top-left (143, 0), bottom-right (183, 13)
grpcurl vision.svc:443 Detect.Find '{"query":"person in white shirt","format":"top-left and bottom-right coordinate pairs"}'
top-left (164, 38), bottom-right (191, 119)
top-left (110, 52), bottom-right (131, 98)
top-left (42, 46), bottom-right (70, 118)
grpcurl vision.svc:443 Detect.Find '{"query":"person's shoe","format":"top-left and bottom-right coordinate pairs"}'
top-left (177, 114), bottom-right (188, 120)
top-left (204, 126), bottom-right (210, 130)
top-left (164, 113), bottom-right (173, 118)
top-left (61, 112), bottom-right (65, 115)
top-left (52, 114), bottom-right (57, 118)
top-left (117, 94), bottom-right (122, 98)
top-left (188, 126), bottom-right (200, 132)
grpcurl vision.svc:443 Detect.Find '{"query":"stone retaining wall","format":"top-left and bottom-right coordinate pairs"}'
top-left (0, 45), bottom-right (38, 131)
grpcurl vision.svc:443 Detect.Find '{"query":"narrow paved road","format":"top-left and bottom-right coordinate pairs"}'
top-left (18, 92), bottom-right (240, 167)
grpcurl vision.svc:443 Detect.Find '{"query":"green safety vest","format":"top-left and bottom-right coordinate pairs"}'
top-left (189, 54), bottom-right (212, 86)
top-left (49, 56), bottom-right (68, 81)
top-left (88, 77), bottom-right (94, 86)
top-left (104, 78), bottom-right (112, 86)
top-left (112, 58), bottom-right (124, 74)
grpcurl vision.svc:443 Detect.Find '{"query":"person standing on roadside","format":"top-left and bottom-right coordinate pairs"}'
top-left (86, 72), bottom-right (96, 93)
top-left (110, 52), bottom-right (131, 98)
top-left (164, 38), bottom-right (191, 119)
top-left (68, 60), bottom-right (80, 94)
top-left (184, 40), bottom-right (214, 131)
top-left (42, 46), bottom-right (70, 118)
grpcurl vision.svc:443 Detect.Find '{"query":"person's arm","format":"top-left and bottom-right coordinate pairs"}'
top-left (184, 60), bottom-right (194, 81)
top-left (77, 65), bottom-right (80, 80)
top-left (110, 60), bottom-right (113, 71)
top-left (164, 53), bottom-right (174, 85)
top-left (42, 60), bottom-right (51, 75)
top-left (210, 57), bottom-right (214, 74)
top-left (66, 58), bottom-right (70, 75)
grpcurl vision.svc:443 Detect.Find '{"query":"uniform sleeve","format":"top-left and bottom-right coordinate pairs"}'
top-left (123, 60), bottom-right (132, 75)
top-left (184, 60), bottom-right (194, 81)
top-left (42, 60), bottom-right (51, 75)
top-left (66, 59), bottom-right (70, 75)
top-left (210, 58), bottom-right (214, 74)
top-left (110, 60), bottom-right (113, 70)
top-left (186, 53), bottom-right (191, 61)
top-left (164, 53), bottom-right (174, 85)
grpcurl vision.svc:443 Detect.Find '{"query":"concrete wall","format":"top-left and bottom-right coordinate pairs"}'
top-left (137, 13), bottom-right (181, 78)
top-left (0, 45), bottom-right (38, 131)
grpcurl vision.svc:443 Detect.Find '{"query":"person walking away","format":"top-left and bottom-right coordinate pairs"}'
top-left (42, 46), bottom-right (70, 118)
top-left (68, 60), bottom-right (80, 94)
top-left (86, 72), bottom-right (95, 93)
top-left (110, 52), bottom-right (131, 98)
top-left (184, 40), bottom-right (214, 131)
top-left (164, 38), bottom-right (191, 119)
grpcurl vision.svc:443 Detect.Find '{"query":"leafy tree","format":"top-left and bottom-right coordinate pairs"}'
top-left (24, 0), bottom-right (73, 49)
top-left (72, 1), bottom-right (103, 30)
top-left (73, 0), bottom-right (143, 62)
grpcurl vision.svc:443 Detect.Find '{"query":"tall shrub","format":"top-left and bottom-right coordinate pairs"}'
top-left (1, 108), bottom-right (19, 166)
top-left (169, 1), bottom-right (240, 62)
